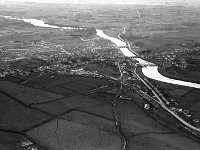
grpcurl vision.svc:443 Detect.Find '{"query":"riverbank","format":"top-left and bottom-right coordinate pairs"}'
top-left (142, 66), bottom-right (200, 89)
top-left (1, 15), bottom-right (200, 149)
top-left (96, 28), bottom-right (200, 89)
top-left (158, 66), bottom-right (200, 84)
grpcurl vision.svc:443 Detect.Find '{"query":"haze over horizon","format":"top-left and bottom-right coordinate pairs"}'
top-left (1, 0), bottom-right (200, 5)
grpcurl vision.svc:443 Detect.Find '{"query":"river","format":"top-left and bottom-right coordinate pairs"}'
top-left (96, 29), bottom-right (200, 89)
top-left (1, 16), bottom-right (83, 30)
top-left (2, 16), bottom-right (200, 89)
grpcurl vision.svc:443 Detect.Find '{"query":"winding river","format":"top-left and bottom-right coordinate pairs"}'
top-left (96, 29), bottom-right (200, 89)
top-left (2, 16), bottom-right (200, 89)
top-left (1, 16), bottom-right (83, 30)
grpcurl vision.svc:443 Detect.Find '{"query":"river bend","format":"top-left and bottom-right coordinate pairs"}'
top-left (2, 16), bottom-right (200, 89)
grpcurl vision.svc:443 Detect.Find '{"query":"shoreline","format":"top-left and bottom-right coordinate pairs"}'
top-left (2, 15), bottom-right (200, 89)
top-left (158, 67), bottom-right (200, 85)
top-left (96, 28), bottom-right (200, 89)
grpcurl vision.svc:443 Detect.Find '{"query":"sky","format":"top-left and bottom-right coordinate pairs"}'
top-left (1, 0), bottom-right (199, 5)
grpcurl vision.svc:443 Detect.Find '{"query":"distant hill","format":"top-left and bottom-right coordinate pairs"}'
top-left (1, 0), bottom-right (200, 6)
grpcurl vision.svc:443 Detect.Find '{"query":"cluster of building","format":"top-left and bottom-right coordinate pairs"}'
top-left (141, 45), bottom-right (200, 70)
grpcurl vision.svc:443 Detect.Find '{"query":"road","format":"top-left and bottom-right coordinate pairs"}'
top-left (133, 66), bottom-right (200, 132)
top-left (97, 28), bottom-right (200, 134)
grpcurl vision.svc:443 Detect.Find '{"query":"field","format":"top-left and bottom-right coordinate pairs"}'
top-left (1, 3), bottom-right (200, 55)
top-left (1, 2), bottom-right (200, 149)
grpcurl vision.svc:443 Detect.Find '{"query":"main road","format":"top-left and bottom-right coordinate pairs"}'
top-left (2, 15), bottom-right (200, 133)
top-left (96, 29), bottom-right (200, 89)
top-left (96, 28), bottom-right (200, 133)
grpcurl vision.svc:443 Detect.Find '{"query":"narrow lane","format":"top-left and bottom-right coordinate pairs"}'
top-left (2, 15), bottom-right (200, 133)
top-left (96, 29), bottom-right (200, 133)
top-left (134, 67), bottom-right (200, 132)
top-left (96, 29), bottom-right (200, 89)
top-left (3, 15), bottom-right (200, 89)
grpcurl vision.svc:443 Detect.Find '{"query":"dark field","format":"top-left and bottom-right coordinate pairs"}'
top-left (1, 1), bottom-right (200, 150)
